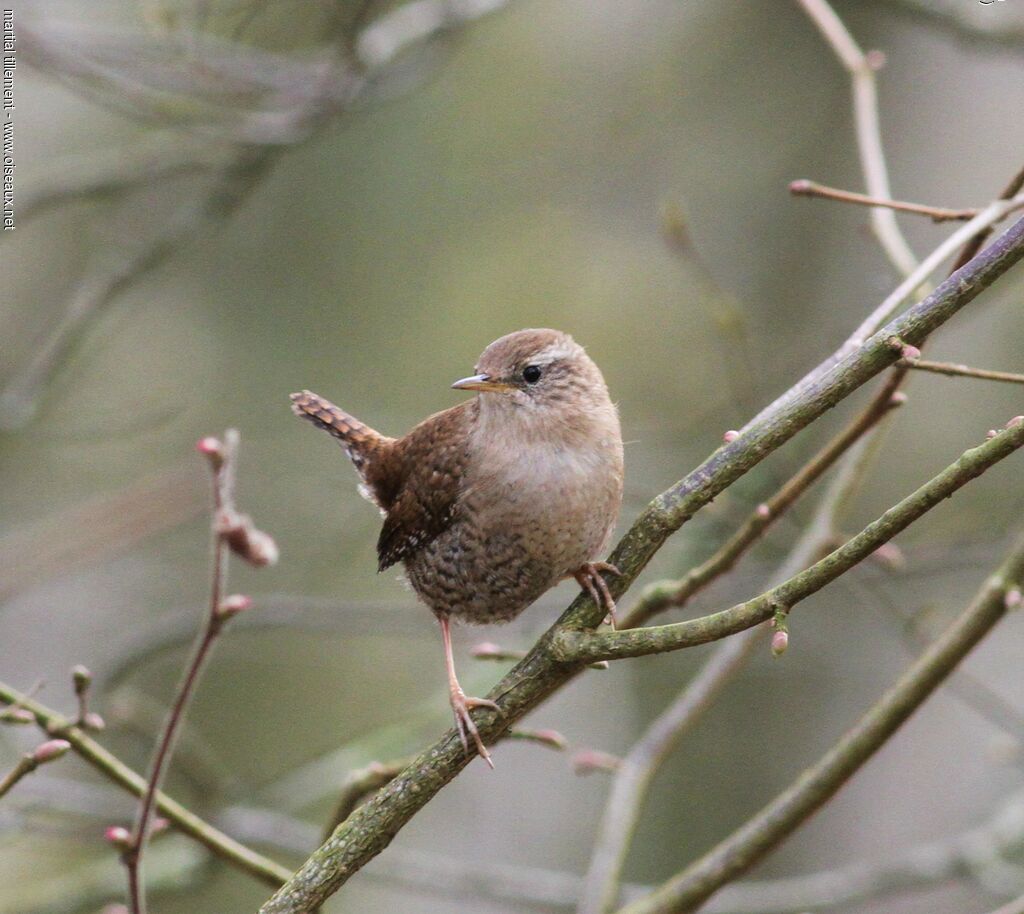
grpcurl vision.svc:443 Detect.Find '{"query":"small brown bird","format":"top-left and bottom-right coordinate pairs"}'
top-left (291, 329), bottom-right (624, 766)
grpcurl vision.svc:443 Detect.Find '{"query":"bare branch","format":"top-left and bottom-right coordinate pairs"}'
top-left (616, 532), bottom-right (1024, 914)
top-left (900, 358), bottom-right (1024, 387)
top-left (621, 369), bottom-right (905, 630)
top-left (554, 415), bottom-right (1024, 664)
top-left (120, 430), bottom-right (274, 914)
top-left (789, 179), bottom-right (981, 222)
top-left (0, 679), bottom-right (290, 886)
top-left (795, 0), bottom-right (917, 275)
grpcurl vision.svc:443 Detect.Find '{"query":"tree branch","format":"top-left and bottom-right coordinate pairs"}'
top-left (789, 179), bottom-right (981, 222)
top-left (121, 430), bottom-right (268, 913)
top-left (255, 211), bottom-right (1024, 914)
top-left (0, 680), bottom-right (292, 886)
top-left (554, 416), bottom-right (1024, 664)
top-left (621, 368), bottom-right (905, 630)
top-left (900, 357), bottom-right (1024, 387)
top-left (615, 532), bottom-right (1024, 914)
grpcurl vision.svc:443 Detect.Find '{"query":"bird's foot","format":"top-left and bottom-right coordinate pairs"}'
top-left (575, 562), bottom-right (622, 629)
top-left (450, 688), bottom-right (501, 769)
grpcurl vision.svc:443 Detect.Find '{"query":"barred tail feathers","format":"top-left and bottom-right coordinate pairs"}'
top-left (289, 390), bottom-right (387, 473)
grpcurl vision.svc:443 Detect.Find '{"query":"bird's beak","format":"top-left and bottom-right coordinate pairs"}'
top-left (451, 373), bottom-right (512, 393)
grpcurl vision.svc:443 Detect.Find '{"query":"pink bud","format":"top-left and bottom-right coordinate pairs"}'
top-left (245, 529), bottom-right (279, 567)
top-left (531, 729), bottom-right (569, 751)
top-left (216, 510), bottom-right (279, 567)
top-left (1005, 588), bottom-right (1022, 611)
top-left (150, 817), bottom-right (170, 836)
top-left (755, 503), bottom-right (771, 520)
top-left (32, 739), bottom-right (71, 763)
top-left (987, 429), bottom-right (999, 440)
top-left (1007, 416), bottom-right (1024, 429)
top-left (771, 629), bottom-right (789, 657)
top-left (789, 179), bottom-right (812, 194)
top-left (865, 49), bottom-right (887, 70)
top-left (900, 344), bottom-right (921, 361)
top-left (470, 641), bottom-right (502, 658)
top-left (4, 708), bottom-right (34, 724)
top-left (217, 593), bottom-right (253, 621)
top-left (889, 391), bottom-right (908, 407)
top-left (723, 430), bottom-right (740, 443)
top-left (104, 825), bottom-right (133, 848)
top-left (195, 436), bottom-right (223, 457)
top-left (571, 749), bottom-right (622, 775)
top-left (83, 712), bottom-right (106, 732)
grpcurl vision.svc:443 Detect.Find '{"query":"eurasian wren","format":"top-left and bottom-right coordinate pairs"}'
top-left (291, 328), bottom-right (624, 766)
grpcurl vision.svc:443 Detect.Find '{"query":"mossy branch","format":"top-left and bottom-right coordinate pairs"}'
top-left (553, 416), bottom-right (1024, 664)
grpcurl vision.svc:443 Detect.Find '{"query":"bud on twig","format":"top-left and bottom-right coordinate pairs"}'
top-left (723, 430), bottom-right (740, 443)
top-left (72, 665), bottom-right (92, 696)
top-left (770, 606), bottom-right (790, 657)
top-left (1005, 588), bottom-right (1022, 611)
top-left (0, 706), bottom-right (34, 725)
top-left (82, 712), bottom-right (106, 732)
top-left (216, 509), bottom-right (279, 567)
top-left (508, 728), bottom-right (569, 751)
top-left (32, 739), bottom-right (71, 764)
top-left (571, 749), bottom-right (623, 776)
top-left (104, 825), bottom-right (134, 850)
top-left (771, 629), bottom-right (789, 657)
top-left (216, 593), bottom-right (253, 622)
top-left (195, 436), bottom-right (225, 470)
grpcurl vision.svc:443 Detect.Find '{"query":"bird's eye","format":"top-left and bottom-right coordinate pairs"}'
top-left (522, 365), bottom-right (542, 384)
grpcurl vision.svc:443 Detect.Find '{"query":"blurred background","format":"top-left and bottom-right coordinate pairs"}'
top-left (2, 1), bottom-right (1024, 912)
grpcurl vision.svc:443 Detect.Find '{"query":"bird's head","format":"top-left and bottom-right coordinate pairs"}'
top-left (451, 329), bottom-right (610, 418)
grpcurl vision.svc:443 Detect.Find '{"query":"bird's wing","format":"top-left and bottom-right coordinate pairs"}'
top-left (375, 402), bottom-right (473, 571)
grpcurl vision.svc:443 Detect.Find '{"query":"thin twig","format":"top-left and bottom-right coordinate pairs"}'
top-left (0, 680), bottom-right (290, 886)
top-left (554, 415), bottom-right (1024, 664)
top-left (0, 740), bottom-right (72, 799)
top-left (951, 163), bottom-right (1024, 272)
top-left (789, 179), bottom-right (979, 222)
top-left (796, 0), bottom-right (917, 276)
top-left (621, 369), bottom-right (906, 630)
top-left (121, 431), bottom-right (244, 914)
top-left (615, 533), bottom-right (1024, 914)
top-left (900, 357), bottom-right (1024, 386)
top-left (255, 212), bottom-right (1024, 914)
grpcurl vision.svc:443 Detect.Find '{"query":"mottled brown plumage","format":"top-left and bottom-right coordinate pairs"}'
top-left (291, 329), bottom-right (624, 765)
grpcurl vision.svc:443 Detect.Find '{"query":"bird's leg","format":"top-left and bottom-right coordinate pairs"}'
top-left (439, 614), bottom-right (500, 769)
top-left (574, 562), bottom-right (622, 629)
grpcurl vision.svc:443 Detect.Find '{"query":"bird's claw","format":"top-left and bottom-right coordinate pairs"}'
top-left (450, 689), bottom-right (500, 768)
top-left (576, 562), bottom-right (621, 629)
